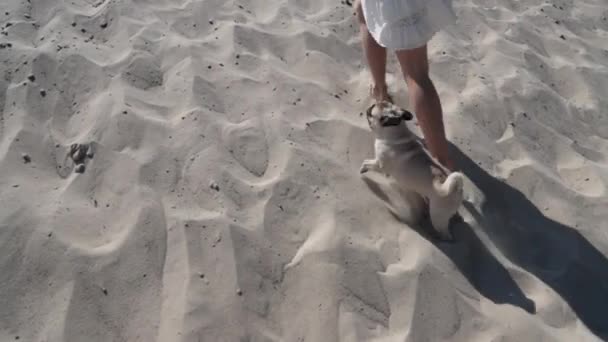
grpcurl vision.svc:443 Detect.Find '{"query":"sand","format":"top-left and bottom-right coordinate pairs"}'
top-left (1, 0), bottom-right (608, 341)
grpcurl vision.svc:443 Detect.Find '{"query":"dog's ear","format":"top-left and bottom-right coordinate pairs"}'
top-left (366, 103), bottom-right (376, 117)
top-left (400, 109), bottom-right (414, 121)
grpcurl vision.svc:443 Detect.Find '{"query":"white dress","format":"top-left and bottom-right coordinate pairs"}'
top-left (361, 0), bottom-right (457, 50)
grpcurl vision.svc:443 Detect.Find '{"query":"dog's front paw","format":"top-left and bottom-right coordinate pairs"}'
top-left (359, 164), bottom-right (369, 174)
top-left (360, 159), bottom-right (378, 174)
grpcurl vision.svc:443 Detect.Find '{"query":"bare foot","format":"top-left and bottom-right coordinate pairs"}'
top-left (370, 84), bottom-right (392, 104)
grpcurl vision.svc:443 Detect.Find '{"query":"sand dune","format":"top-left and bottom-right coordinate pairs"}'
top-left (1, 0), bottom-right (608, 341)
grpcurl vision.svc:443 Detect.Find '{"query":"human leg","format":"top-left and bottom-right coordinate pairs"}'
top-left (354, 0), bottom-right (390, 102)
top-left (395, 45), bottom-right (454, 170)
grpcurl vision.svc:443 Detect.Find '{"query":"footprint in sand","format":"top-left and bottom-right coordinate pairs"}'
top-left (222, 119), bottom-right (269, 177)
top-left (122, 56), bottom-right (163, 90)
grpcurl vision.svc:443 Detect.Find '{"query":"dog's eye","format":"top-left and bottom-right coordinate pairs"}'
top-left (400, 110), bottom-right (414, 121)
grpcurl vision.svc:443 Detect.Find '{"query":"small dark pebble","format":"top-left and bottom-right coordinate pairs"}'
top-left (208, 65), bottom-right (212, 69)
top-left (236, 289), bottom-right (243, 296)
top-left (123, 110), bottom-right (127, 114)
top-left (86, 145), bottom-right (94, 159)
top-left (102, 288), bottom-right (108, 296)
top-left (72, 22), bottom-right (77, 27)
top-left (71, 145), bottom-right (87, 163)
top-left (48, 232), bottom-right (53, 237)
top-left (585, 178), bottom-right (590, 181)
top-left (81, 28), bottom-right (86, 33)
top-left (100, 22), bottom-right (108, 29)
top-left (209, 182), bottom-right (220, 191)
top-left (74, 164), bottom-right (86, 173)
top-left (12, 184), bottom-right (19, 188)
top-left (40, 90), bottom-right (47, 97)
top-left (28, 75), bottom-right (35, 82)
top-left (199, 274), bottom-right (205, 279)
top-left (22, 154), bottom-right (31, 163)
top-left (560, 34), bottom-right (566, 40)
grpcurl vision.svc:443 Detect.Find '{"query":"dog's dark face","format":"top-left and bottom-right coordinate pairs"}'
top-left (366, 101), bottom-right (414, 133)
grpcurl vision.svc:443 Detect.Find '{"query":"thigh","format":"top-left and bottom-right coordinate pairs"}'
top-left (395, 45), bottom-right (430, 81)
top-left (354, 0), bottom-right (366, 25)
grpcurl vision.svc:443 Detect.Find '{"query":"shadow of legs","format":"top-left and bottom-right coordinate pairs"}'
top-left (451, 143), bottom-right (608, 339)
top-left (360, 169), bottom-right (535, 313)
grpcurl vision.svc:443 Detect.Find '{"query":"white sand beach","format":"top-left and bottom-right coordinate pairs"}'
top-left (1, 0), bottom-right (608, 341)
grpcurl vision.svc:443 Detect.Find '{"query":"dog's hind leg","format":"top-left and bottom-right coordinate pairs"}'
top-left (429, 199), bottom-right (454, 241)
top-left (400, 189), bottom-right (427, 224)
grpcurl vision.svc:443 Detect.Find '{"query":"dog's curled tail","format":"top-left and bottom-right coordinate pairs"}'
top-left (433, 172), bottom-right (465, 197)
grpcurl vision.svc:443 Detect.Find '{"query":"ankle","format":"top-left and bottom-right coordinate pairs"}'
top-left (370, 84), bottom-right (389, 102)
top-left (440, 157), bottom-right (456, 172)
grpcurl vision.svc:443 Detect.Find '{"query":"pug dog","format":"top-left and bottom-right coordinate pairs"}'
top-left (360, 101), bottom-right (464, 240)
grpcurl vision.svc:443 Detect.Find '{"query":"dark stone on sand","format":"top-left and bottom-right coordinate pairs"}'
top-left (85, 144), bottom-right (94, 158)
top-left (28, 75), bottom-right (35, 82)
top-left (74, 164), bottom-right (86, 173)
top-left (71, 145), bottom-right (86, 163)
top-left (209, 182), bottom-right (220, 191)
top-left (22, 153), bottom-right (31, 163)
